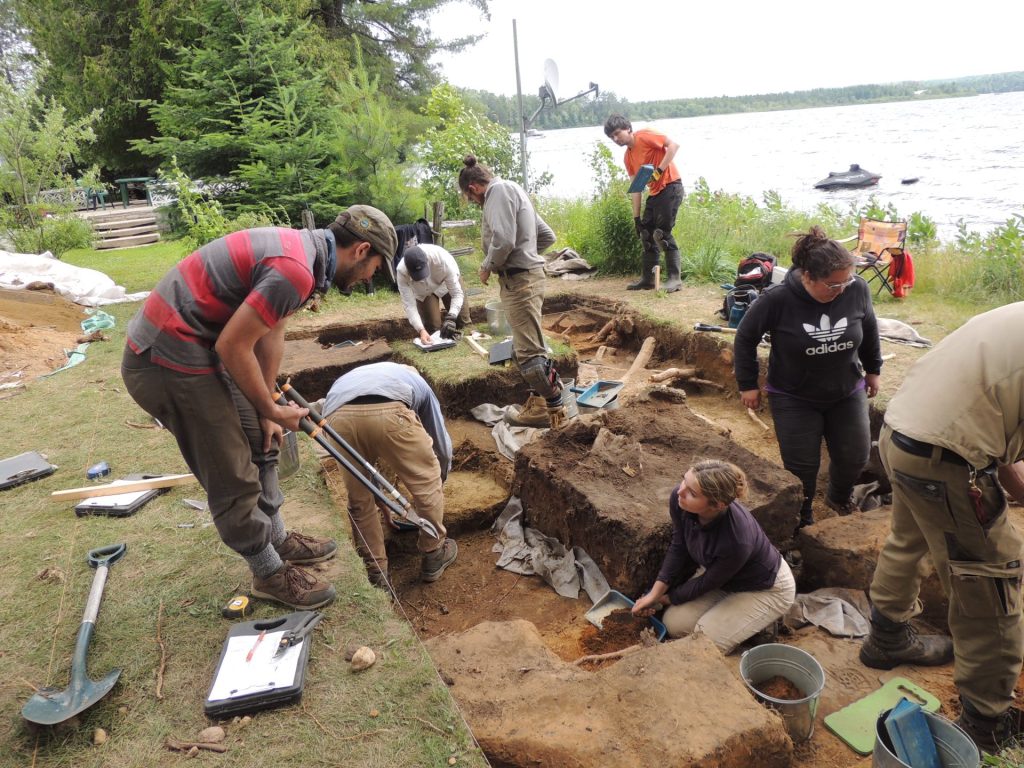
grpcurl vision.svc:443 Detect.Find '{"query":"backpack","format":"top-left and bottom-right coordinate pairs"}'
top-left (717, 252), bottom-right (778, 326)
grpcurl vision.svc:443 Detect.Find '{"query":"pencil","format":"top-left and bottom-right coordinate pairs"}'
top-left (246, 629), bottom-right (267, 662)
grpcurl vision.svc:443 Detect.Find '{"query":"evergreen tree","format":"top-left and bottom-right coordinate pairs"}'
top-left (134, 0), bottom-right (350, 224)
top-left (17, 0), bottom-right (198, 176)
top-left (311, 0), bottom-right (489, 95)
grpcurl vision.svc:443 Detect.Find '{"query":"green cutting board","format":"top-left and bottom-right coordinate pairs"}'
top-left (824, 677), bottom-right (941, 755)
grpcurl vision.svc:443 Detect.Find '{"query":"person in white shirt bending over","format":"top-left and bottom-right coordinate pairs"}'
top-left (397, 245), bottom-right (472, 344)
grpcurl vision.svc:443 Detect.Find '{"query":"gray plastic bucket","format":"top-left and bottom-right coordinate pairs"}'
top-left (740, 643), bottom-right (826, 742)
top-left (873, 708), bottom-right (980, 767)
top-left (485, 299), bottom-right (510, 335)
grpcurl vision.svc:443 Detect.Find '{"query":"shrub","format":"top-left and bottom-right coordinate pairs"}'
top-left (7, 213), bottom-right (94, 257)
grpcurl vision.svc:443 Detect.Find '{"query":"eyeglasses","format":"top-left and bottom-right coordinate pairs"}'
top-left (821, 276), bottom-right (856, 291)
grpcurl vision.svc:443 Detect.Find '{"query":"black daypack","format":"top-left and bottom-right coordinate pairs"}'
top-left (718, 252), bottom-right (778, 325)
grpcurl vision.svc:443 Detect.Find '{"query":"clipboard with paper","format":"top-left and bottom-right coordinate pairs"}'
top-left (204, 611), bottom-right (317, 717)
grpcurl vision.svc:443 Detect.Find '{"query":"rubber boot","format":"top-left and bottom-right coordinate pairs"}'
top-left (626, 253), bottom-right (658, 291)
top-left (956, 697), bottom-right (1024, 754)
top-left (858, 607), bottom-right (954, 670)
top-left (663, 249), bottom-right (683, 293)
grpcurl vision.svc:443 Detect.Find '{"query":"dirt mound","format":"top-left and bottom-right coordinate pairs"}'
top-left (0, 287), bottom-right (89, 386)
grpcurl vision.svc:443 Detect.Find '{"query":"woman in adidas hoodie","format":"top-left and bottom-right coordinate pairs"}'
top-left (734, 226), bottom-right (882, 528)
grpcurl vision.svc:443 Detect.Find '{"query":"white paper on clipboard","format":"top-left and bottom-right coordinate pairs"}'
top-left (412, 330), bottom-right (456, 352)
top-left (207, 631), bottom-right (304, 702)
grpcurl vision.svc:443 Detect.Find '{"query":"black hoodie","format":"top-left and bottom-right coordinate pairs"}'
top-left (734, 268), bottom-right (882, 403)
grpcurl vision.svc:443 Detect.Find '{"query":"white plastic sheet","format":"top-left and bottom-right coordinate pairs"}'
top-left (0, 249), bottom-right (149, 306)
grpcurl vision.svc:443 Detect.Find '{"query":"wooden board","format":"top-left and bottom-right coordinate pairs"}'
top-left (51, 473), bottom-right (196, 502)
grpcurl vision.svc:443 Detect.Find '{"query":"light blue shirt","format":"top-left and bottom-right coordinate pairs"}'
top-left (322, 362), bottom-right (452, 480)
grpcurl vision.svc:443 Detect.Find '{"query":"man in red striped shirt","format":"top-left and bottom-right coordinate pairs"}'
top-left (122, 206), bottom-right (397, 609)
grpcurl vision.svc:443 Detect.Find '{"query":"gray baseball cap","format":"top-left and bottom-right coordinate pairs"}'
top-left (335, 205), bottom-right (398, 283)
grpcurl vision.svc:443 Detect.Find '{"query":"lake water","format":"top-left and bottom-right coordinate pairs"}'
top-left (526, 91), bottom-right (1024, 239)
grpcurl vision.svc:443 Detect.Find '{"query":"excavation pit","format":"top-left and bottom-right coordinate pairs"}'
top-left (286, 293), bottom-right (941, 768)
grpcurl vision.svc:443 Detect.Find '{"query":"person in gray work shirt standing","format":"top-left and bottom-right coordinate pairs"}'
top-left (458, 154), bottom-right (569, 429)
top-left (321, 362), bottom-right (457, 587)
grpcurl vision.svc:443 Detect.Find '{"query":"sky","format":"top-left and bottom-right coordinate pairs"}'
top-left (430, 0), bottom-right (1024, 103)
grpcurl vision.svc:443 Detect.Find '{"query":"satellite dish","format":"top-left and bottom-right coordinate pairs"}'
top-left (542, 59), bottom-right (559, 103)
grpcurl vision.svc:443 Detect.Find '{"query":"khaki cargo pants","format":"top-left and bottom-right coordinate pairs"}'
top-left (325, 402), bottom-right (446, 581)
top-left (498, 267), bottom-right (547, 364)
top-left (870, 424), bottom-right (1024, 717)
top-left (416, 277), bottom-right (472, 333)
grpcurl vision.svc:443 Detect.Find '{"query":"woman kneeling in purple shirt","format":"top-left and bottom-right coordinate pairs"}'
top-left (632, 459), bottom-right (796, 653)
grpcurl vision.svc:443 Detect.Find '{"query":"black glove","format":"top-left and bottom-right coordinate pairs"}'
top-left (439, 315), bottom-right (459, 340)
top-left (633, 216), bottom-right (643, 239)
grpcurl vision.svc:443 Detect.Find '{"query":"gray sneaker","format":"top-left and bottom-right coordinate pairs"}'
top-left (420, 538), bottom-right (458, 583)
top-left (252, 563), bottom-right (336, 609)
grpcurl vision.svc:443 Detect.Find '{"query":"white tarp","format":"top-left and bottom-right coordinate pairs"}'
top-left (0, 249), bottom-right (149, 306)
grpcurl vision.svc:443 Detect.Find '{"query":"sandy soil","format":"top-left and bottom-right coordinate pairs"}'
top-left (0, 287), bottom-right (91, 389)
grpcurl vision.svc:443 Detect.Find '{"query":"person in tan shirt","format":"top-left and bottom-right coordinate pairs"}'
top-left (861, 302), bottom-right (1024, 754)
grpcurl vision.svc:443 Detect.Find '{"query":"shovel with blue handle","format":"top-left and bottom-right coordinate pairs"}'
top-left (22, 543), bottom-right (127, 725)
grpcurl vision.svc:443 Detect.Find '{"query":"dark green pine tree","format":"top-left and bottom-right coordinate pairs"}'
top-left (134, 0), bottom-right (351, 224)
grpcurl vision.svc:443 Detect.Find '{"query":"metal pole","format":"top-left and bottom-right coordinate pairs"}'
top-left (512, 19), bottom-right (528, 191)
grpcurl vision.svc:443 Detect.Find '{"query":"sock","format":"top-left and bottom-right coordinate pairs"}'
top-left (269, 513), bottom-right (287, 547)
top-left (245, 542), bottom-right (284, 579)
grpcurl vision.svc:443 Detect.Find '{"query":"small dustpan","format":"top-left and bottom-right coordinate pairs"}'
top-left (574, 380), bottom-right (623, 409)
top-left (584, 589), bottom-right (667, 641)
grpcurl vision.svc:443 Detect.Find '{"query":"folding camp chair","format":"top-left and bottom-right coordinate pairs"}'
top-left (840, 218), bottom-right (908, 297)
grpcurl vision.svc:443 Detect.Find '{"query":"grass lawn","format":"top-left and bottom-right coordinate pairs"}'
top-left (0, 250), bottom-right (489, 766)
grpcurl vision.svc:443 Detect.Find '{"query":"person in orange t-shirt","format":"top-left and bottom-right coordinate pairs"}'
top-left (604, 114), bottom-right (684, 292)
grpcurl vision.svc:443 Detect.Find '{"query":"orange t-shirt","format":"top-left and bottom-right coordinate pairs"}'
top-left (624, 128), bottom-right (680, 196)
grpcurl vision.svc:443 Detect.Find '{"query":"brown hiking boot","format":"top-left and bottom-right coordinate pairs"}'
top-left (420, 538), bottom-right (458, 583)
top-left (275, 530), bottom-right (338, 564)
top-left (859, 608), bottom-right (953, 670)
top-left (956, 699), bottom-right (1024, 754)
top-left (252, 563), bottom-right (336, 609)
top-left (504, 395), bottom-right (551, 427)
top-left (825, 496), bottom-right (859, 516)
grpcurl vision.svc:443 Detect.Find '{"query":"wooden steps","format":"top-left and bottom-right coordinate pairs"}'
top-left (83, 206), bottom-right (162, 250)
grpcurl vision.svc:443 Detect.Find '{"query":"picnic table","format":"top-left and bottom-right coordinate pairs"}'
top-left (114, 177), bottom-right (154, 208)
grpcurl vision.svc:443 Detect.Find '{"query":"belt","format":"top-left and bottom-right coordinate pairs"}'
top-left (495, 267), bottom-right (531, 278)
top-left (890, 430), bottom-right (968, 466)
top-left (345, 395), bottom-right (396, 405)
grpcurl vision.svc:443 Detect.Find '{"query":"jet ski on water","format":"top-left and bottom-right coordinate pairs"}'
top-left (814, 164), bottom-right (881, 190)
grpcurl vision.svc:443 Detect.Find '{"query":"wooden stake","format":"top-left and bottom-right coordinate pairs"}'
top-left (653, 265), bottom-right (661, 291)
top-left (51, 473), bottom-right (196, 502)
top-left (465, 336), bottom-right (488, 359)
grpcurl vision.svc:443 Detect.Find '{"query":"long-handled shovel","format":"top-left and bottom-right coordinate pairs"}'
top-left (273, 384), bottom-right (440, 541)
top-left (23, 543), bottom-right (127, 725)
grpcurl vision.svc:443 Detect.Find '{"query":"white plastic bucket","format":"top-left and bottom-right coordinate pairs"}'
top-left (740, 643), bottom-right (826, 742)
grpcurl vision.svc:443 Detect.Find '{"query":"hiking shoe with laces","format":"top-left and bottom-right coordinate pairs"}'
top-left (252, 563), bottom-right (336, 609)
top-left (504, 395), bottom-right (551, 428)
top-left (956, 700), bottom-right (1024, 754)
top-left (421, 538), bottom-right (458, 583)
top-left (275, 530), bottom-right (338, 564)
top-left (825, 496), bottom-right (859, 516)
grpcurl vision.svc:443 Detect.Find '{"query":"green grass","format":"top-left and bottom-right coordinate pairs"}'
top-left (63, 240), bottom-right (191, 293)
top-left (0, 301), bottom-right (487, 766)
